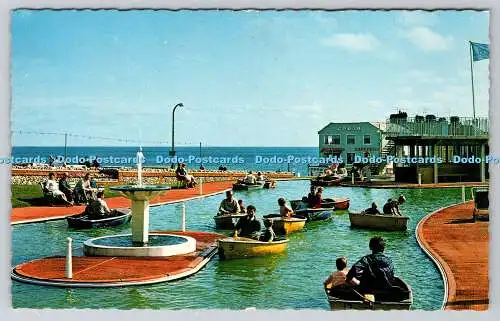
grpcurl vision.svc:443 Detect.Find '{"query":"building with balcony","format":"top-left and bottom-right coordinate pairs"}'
top-left (318, 122), bottom-right (383, 164)
top-left (385, 115), bottom-right (489, 183)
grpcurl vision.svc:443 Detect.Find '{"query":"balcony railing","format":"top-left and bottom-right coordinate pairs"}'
top-left (385, 116), bottom-right (489, 137)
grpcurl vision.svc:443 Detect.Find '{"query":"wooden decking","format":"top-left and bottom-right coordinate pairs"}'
top-left (11, 181), bottom-right (233, 225)
top-left (417, 201), bottom-right (489, 310)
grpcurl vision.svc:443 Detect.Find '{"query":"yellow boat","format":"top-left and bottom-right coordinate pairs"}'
top-left (270, 217), bottom-right (307, 235)
top-left (217, 237), bottom-right (289, 260)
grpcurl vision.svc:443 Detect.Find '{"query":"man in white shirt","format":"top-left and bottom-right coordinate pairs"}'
top-left (44, 172), bottom-right (70, 204)
top-left (244, 171), bottom-right (257, 184)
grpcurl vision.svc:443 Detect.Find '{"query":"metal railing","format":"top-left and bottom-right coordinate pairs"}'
top-left (385, 117), bottom-right (488, 137)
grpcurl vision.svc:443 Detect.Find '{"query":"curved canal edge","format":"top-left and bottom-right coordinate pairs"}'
top-left (415, 201), bottom-right (489, 311)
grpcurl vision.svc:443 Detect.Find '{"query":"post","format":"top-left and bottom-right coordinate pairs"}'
top-left (199, 177), bottom-right (203, 195)
top-left (351, 172), bottom-right (355, 184)
top-left (462, 185), bottom-right (466, 203)
top-left (469, 41), bottom-right (476, 118)
top-left (64, 133), bottom-right (68, 165)
top-left (65, 237), bottom-right (73, 279)
top-left (433, 145), bottom-right (439, 184)
top-left (170, 103), bottom-right (183, 156)
top-left (418, 173), bottom-right (422, 185)
top-left (480, 144), bottom-right (486, 182)
top-left (181, 203), bottom-right (186, 232)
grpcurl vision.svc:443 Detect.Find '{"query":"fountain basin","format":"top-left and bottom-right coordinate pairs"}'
top-left (110, 185), bottom-right (171, 201)
top-left (83, 233), bottom-right (196, 257)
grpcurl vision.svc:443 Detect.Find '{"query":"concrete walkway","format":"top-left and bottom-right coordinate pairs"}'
top-left (11, 181), bottom-right (233, 225)
top-left (416, 201), bottom-right (489, 310)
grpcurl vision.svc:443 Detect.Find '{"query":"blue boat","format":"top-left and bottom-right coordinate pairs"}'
top-left (294, 208), bottom-right (332, 221)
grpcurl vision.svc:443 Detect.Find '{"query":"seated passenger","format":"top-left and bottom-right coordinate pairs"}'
top-left (218, 191), bottom-right (240, 215)
top-left (259, 218), bottom-right (276, 242)
top-left (58, 172), bottom-right (74, 204)
top-left (44, 172), bottom-right (71, 205)
top-left (278, 197), bottom-right (293, 218)
top-left (238, 199), bottom-right (246, 213)
top-left (308, 187), bottom-right (323, 208)
top-left (392, 195), bottom-right (406, 216)
top-left (346, 236), bottom-right (396, 292)
top-left (244, 171), bottom-right (257, 185)
top-left (256, 172), bottom-right (265, 182)
top-left (296, 196), bottom-right (310, 210)
top-left (382, 199), bottom-right (395, 215)
top-left (234, 205), bottom-right (261, 239)
top-left (363, 202), bottom-right (381, 215)
top-left (85, 191), bottom-right (112, 219)
top-left (324, 257), bottom-right (360, 290)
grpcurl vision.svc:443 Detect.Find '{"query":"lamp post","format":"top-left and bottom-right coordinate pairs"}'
top-left (169, 103), bottom-right (184, 156)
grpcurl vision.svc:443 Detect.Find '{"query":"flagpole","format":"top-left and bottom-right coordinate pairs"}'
top-left (469, 41), bottom-right (476, 119)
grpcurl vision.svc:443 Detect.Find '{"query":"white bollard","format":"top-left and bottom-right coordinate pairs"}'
top-left (462, 185), bottom-right (466, 203)
top-left (351, 173), bottom-right (355, 184)
top-left (418, 173), bottom-right (422, 185)
top-left (181, 203), bottom-right (186, 232)
top-left (65, 237), bottom-right (73, 279)
top-left (199, 177), bottom-right (203, 195)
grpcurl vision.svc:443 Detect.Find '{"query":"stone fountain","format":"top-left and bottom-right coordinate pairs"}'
top-left (83, 147), bottom-right (196, 257)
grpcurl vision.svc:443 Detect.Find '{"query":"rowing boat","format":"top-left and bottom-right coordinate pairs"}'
top-left (232, 182), bottom-right (265, 191)
top-left (261, 215), bottom-right (307, 235)
top-left (217, 237), bottom-right (289, 260)
top-left (66, 208), bottom-right (131, 229)
top-left (349, 212), bottom-right (409, 231)
top-left (325, 277), bottom-right (413, 310)
top-left (213, 213), bottom-right (247, 229)
top-left (294, 208), bottom-right (332, 221)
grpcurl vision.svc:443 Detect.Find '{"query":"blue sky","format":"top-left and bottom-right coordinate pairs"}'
top-left (11, 10), bottom-right (490, 146)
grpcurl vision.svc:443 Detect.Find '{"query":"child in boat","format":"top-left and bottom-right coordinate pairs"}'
top-left (238, 199), bottom-right (246, 213)
top-left (278, 198), bottom-right (293, 217)
top-left (259, 218), bottom-right (276, 242)
top-left (296, 196), bottom-right (309, 210)
top-left (323, 257), bottom-right (359, 290)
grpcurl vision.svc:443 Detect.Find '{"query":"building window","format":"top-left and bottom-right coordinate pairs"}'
top-left (332, 135), bottom-right (340, 144)
top-left (347, 135), bottom-right (356, 145)
top-left (363, 135), bottom-right (371, 145)
top-left (347, 153), bottom-right (356, 164)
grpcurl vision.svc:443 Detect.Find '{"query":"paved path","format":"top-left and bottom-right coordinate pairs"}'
top-left (416, 201), bottom-right (489, 310)
top-left (11, 231), bottom-right (225, 287)
top-left (11, 181), bottom-right (233, 225)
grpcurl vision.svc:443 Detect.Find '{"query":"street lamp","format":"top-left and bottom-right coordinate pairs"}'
top-left (169, 103), bottom-right (184, 156)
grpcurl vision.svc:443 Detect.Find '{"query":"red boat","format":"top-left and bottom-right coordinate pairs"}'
top-left (328, 198), bottom-right (350, 210)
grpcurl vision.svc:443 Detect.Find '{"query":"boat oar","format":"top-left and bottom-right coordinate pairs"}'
top-left (350, 288), bottom-right (375, 308)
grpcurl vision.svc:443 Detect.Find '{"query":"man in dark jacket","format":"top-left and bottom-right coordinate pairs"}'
top-left (346, 236), bottom-right (395, 292)
top-left (58, 172), bottom-right (74, 204)
top-left (234, 205), bottom-right (261, 239)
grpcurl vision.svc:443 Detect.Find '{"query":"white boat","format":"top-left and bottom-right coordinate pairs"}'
top-left (349, 212), bottom-right (409, 231)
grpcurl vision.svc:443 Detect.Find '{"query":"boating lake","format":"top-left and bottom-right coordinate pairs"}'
top-left (11, 180), bottom-right (462, 310)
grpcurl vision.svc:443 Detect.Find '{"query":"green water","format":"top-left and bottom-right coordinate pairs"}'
top-left (11, 181), bottom-right (466, 310)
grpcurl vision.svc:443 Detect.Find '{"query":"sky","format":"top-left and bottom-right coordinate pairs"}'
top-left (10, 10), bottom-right (490, 147)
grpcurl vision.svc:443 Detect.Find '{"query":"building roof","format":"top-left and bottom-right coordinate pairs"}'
top-left (317, 122), bottom-right (382, 134)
